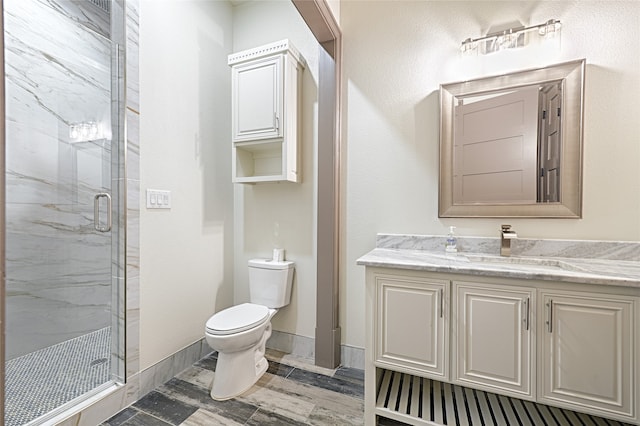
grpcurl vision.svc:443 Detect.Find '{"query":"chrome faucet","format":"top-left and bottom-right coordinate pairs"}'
top-left (500, 225), bottom-right (517, 256)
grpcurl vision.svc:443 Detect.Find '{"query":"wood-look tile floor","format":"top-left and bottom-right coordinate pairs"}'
top-left (102, 350), bottom-right (366, 425)
top-left (102, 350), bottom-right (632, 426)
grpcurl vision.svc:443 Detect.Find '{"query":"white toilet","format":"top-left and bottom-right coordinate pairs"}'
top-left (204, 258), bottom-right (294, 400)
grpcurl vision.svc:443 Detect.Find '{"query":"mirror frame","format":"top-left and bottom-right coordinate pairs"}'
top-left (439, 59), bottom-right (585, 218)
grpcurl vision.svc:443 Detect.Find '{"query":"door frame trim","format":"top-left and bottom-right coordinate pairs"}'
top-left (292, 0), bottom-right (342, 368)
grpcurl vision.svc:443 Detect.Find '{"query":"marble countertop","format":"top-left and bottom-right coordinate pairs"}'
top-left (357, 247), bottom-right (640, 289)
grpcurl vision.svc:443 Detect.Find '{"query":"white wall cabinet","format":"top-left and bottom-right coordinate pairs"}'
top-left (539, 291), bottom-right (636, 419)
top-left (228, 40), bottom-right (304, 183)
top-left (453, 281), bottom-right (535, 399)
top-left (374, 272), bottom-right (449, 380)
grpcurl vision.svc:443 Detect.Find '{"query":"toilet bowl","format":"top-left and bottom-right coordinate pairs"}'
top-left (204, 259), bottom-right (294, 400)
top-left (205, 303), bottom-right (276, 400)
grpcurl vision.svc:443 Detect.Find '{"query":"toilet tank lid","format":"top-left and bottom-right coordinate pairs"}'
top-left (249, 259), bottom-right (295, 270)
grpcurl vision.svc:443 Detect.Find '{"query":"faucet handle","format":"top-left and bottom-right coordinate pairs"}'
top-left (501, 224), bottom-right (517, 239)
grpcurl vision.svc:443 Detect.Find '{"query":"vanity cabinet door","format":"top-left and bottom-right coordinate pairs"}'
top-left (375, 274), bottom-right (449, 380)
top-left (453, 281), bottom-right (535, 399)
top-left (231, 55), bottom-right (283, 142)
top-left (539, 291), bottom-right (636, 420)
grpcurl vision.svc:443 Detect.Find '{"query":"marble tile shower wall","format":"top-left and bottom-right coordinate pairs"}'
top-left (124, 0), bottom-right (141, 382)
top-left (4, 0), bottom-right (114, 359)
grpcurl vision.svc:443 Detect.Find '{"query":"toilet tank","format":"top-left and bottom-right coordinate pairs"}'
top-left (248, 259), bottom-right (295, 308)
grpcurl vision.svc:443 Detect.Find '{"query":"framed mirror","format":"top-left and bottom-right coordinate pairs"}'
top-left (439, 59), bottom-right (585, 218)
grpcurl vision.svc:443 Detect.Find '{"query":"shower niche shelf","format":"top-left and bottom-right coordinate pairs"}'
top-left (229, 39), bottom-right (305, 184)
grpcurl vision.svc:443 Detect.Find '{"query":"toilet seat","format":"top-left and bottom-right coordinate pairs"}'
top-left (206, 303), bottom-right (269, 336)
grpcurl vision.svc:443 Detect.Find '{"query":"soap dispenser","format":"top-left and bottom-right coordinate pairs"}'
top-left (445, 226), bottom-right (458, 254)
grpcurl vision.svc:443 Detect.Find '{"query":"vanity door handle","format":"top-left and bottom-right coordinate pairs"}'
top-left (524, 297), bottom-right (530, 331)
top-left (439, 288), bottom-right (444, 318)
top-left (546, 299), bottom-right (553, 333)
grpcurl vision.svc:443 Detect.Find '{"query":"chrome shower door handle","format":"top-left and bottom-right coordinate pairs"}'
top-left (94, 193), bottom-right (112, 232)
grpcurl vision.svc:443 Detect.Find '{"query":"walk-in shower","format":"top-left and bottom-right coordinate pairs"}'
top-left (3, 0), bottom-right (125, 424)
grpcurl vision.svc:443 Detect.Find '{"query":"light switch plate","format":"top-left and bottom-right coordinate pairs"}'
top-left (146, 189), bottom-right (171, 209)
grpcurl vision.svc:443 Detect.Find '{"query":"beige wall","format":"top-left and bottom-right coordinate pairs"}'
top-left (232, 1), bottom-right (320, 339)
top-left (341, 1), bottom-right (640, 348)
top-left (139, 0), bottom-right (235, 369)
top-left (138, 0), bottom-right (319, 369)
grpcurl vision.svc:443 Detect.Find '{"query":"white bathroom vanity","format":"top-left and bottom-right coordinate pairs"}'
top-left (359, 234), bottom-right (640, 425)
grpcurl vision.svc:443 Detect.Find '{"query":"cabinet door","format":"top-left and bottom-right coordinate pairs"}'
top-left (453, 281), bottom-right (534, 399)
top-left (375, 274), bottom-right (448, 379)
top-left (539, 292), bottom-right (635, 419)
top-left (232, 55), bottom-right (283, 142)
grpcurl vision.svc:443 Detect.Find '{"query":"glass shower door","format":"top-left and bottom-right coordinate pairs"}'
top-left (3, 0), bottom-right (122, 424)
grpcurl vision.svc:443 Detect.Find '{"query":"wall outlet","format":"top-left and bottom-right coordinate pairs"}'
top-left (146, 189), bottom-right (171, 209)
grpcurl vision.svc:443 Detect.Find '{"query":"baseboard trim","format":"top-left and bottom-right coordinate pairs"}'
top-left (138, 338), bottom-right (212, 397)
top-left (267, 330), bottom-right (364, 370)
top-left (53, 333), bottom-right (364, 425)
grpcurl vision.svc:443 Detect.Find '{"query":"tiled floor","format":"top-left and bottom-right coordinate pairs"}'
top-left (5, 327), bottom-right (111, 426)
top-left (102, 350), bottom-right (634, 426)
top-left (102, 350), bottom-right (366, 425)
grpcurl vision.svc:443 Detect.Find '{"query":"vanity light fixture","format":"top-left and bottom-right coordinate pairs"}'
top-left (461, 19), bottom-right (561, 55)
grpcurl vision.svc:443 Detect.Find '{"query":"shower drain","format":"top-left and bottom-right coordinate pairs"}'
top-left (90, 358), bottom-right (109, 367)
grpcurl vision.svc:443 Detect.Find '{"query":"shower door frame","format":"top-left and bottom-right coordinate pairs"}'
top-left (1, 2), bottom-right (6, 422)
top-left (111, 0), bottom-right (127, 386)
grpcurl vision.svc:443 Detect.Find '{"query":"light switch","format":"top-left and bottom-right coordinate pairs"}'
top-left (146, 189), bottom-right (171, 209)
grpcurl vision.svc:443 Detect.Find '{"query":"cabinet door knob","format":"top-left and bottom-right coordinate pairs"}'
top-left (546, 300), bottom-right (553, 333)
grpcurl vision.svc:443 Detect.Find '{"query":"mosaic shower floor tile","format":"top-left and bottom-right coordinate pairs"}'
top-left (4, 327), bottom-right (111, 426)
